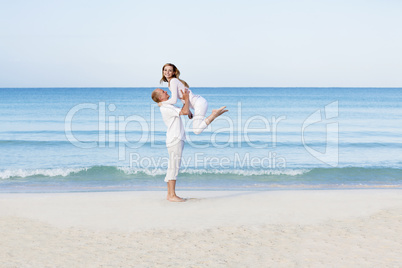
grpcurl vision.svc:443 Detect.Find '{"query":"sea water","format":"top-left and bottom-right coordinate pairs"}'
top-left (0, 87), bottom-right (401, 192)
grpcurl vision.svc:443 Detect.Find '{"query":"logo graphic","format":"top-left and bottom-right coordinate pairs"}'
top-left (302, 101), bottom-right (339, 167)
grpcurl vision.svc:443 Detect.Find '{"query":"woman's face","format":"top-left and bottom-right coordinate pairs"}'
top-left (163, 65), bottom-right (174, 80)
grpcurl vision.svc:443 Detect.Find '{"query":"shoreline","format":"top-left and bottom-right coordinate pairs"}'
top-left (1, 183), bottom-right (401, 194)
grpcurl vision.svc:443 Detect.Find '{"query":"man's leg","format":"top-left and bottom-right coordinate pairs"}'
top-left (165, 140), bottom-right (185, 202)
top-left (167, 180), bottom-right (184, 202)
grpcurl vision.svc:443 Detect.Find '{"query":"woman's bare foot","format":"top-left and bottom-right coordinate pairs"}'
top-left (206, 106), bottom-right (228, 125)
top-left (167, 195), bottom-right (186, 202)
top-left (212, 106), bottom-right (228, 116)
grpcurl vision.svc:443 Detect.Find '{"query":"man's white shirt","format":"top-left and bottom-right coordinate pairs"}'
top-left (159, 103), bottom-right (186, 147)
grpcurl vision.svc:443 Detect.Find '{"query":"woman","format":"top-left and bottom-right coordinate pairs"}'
top-left (159, 63), bottom-right (227, 134)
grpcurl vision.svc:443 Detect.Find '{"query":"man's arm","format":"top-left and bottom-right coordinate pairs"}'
top-left (179, 89), bottom-right (190, 115)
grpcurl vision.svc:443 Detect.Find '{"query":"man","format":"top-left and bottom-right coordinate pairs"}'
top-left (152, 88), bottom-right (228, 202)
top-left (152, 88), bottom-right (190, 202)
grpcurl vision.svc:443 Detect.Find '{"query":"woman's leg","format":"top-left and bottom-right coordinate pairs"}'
top-left (192, 97), bottom-right (209, 135)
top-left (192, 97), bottom-right (228, 134)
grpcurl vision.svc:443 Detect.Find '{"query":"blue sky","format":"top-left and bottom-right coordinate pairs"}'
top-left (1, 0), bottom-right (401, 87)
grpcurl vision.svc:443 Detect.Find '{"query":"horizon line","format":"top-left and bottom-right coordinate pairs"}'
top-left (1, 86), bottom-right (401, 89)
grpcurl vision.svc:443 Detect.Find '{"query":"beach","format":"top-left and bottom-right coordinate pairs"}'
top-left (1, 189), bottom-right (401, 267)
top-left (2, 0), bottom-right (402, 264)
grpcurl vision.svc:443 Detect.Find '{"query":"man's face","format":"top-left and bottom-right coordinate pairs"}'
top-left (158, 89), bottom-right (170, 102)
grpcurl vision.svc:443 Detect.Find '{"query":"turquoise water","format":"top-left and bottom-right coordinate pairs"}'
top-left (0, 87), bottom-right (401, 192)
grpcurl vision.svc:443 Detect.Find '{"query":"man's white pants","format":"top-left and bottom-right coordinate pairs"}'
top-left (164, 140), bottom-right (185, 182)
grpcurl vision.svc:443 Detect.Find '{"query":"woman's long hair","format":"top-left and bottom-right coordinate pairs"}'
top-left (160, 63), bottom-right (189, 88)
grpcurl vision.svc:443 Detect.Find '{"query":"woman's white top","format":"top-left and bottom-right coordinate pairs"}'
top-left (162, 78), bottom-right (200, 109)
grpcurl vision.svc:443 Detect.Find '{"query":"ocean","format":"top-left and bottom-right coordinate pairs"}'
top-left (0, 87), bottom-right (401, 192)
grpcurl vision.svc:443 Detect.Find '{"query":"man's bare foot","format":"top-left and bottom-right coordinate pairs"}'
top-left (206, 106), bottom-right (228, 125)
top-left (167, 195), bottom-right (186, 202)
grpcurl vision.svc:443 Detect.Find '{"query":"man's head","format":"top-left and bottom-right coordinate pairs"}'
top-left (151, 88), bottom-right (169, 103)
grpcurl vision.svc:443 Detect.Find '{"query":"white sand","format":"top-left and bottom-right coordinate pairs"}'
top-left (0, 190), bottom-right (401, 267)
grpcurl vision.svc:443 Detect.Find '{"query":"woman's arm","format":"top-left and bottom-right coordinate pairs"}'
top-left (161, 78), bottom-right (179, 105)
top-left (179, 89), bottom-right (190, 115)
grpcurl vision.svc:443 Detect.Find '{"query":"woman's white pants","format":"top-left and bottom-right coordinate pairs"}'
top-left (192, 97), bottom-right (208, 135)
